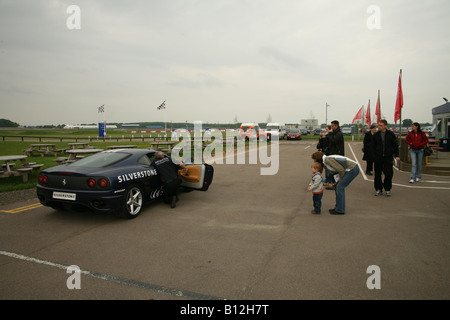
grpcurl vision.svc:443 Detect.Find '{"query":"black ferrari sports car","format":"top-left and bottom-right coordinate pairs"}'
top-left (36, 149), bottom-right (213, 219)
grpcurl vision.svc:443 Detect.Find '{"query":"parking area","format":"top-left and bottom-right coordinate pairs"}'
top-left (0, 141), bottom-right (449, 301)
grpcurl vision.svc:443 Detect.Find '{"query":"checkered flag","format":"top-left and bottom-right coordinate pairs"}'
top-left (98, 104), bottom-right (105, 113)
top-left (157, 100), bottom-right (166, 110)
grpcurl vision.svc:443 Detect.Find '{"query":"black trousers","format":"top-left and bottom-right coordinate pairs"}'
top-left (162, 177), bottom-right (182, 203)
top-left (374, 156), bottom-right (393, 191)
top-left (365, 158), bottom-right (374, 173)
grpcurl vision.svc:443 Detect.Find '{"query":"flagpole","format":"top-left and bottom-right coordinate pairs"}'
top-left (379, 90), bottom-right (381, 121)
top-left (399, 69), bottom-right (403, 137)
top-left (398, 69), bottom-right (403, 163)
top-left (367, 99), bottom-right (370, 126)
top-left (377, 90), bottom-right (380, 124)
top-left (361, 104), bottom-right (364, 138)
top-left (157, 100), bottom-right (167, 138)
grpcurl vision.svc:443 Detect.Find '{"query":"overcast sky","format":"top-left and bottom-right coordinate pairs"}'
top-left (1, 0), bottom-right (449, 127)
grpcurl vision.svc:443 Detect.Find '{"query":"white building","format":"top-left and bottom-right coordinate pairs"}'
top-left (432, 102), bottom-right (450, 139)
top-left (299, 119), bottom-right (319, 131)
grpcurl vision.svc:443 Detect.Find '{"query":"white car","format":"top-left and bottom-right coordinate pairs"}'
top-left (266, 123), bottom-right (286, 140)
top-left (341, 127), bottom-right (352, 135)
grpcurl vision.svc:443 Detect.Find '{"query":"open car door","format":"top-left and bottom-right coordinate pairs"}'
top-left (178, 164), bottom-right (214, 191)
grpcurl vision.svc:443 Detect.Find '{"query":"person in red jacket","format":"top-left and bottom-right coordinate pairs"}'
top-left (405, 122), bottom-right (428, 183)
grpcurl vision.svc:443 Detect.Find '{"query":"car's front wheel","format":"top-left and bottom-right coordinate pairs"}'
top-left (118, 184), bottom-right (144, 219)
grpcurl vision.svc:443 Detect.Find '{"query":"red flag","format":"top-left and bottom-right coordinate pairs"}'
top-left (375, 90), bottom-right (381, 125)
top-left (394, 70), bottom-right (403, 124)
top-left (366, 100), bottom-right (371, 125)
top-left (352, 106), bottom-right (363, 124)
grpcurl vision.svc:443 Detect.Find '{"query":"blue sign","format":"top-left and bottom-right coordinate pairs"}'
top-left (98, 122), bottom-right (106, 138)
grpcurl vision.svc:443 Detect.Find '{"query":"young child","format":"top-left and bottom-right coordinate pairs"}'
top-left (308, 162), bottom-right (324, 214)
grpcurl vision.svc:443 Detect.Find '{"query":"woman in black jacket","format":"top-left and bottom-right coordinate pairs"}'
top-left (317, 125), bottom-right (331, 154)
top-left (362, 124), bottom-right (377, 175)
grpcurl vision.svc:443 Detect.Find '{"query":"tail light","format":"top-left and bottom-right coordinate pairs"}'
top-left (38, 174), bottom-right (48, 184)
top-left (99, 179), bottom-right (109, 188)
top-left (87, 178), bottom-right (109, 188)
top-left (87, 179), bottom-right (96, 188)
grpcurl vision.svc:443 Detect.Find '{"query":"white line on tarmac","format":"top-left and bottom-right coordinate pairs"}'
top-left (417, 180), bottom-right (450, 184)
top-left (0, 250), bottom-right (224, 300)
top-left (348, 144), bottom-right (450, 190)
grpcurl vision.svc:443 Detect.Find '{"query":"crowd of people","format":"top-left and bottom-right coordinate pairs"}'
top-left (310, 119), bottom-right (424, 215)
top-left (312, 120), bottom-right (359, 215)
top-left (153, 119), bottom-right (426, 214)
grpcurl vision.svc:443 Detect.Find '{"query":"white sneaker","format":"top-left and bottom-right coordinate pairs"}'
top-left (375, 190), bottom-right (383, 196)
top-left (385, 191), bottom-right (391, 197)
top-left (409, 179), bottom-right (415, 183)
top-left (416, 178), bottom-right (420, 182)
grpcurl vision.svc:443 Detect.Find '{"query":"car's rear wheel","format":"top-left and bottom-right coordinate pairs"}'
top-left (118, 184), bottom-right (144, 219)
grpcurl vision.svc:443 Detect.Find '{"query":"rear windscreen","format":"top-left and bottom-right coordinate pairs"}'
top-left (68, 152), bottom-right (131, 168)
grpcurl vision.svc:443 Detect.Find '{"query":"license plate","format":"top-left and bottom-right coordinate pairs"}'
top-left (53, 192), bottom-right (76, 201)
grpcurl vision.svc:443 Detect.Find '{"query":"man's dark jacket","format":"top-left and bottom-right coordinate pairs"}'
top-left (327, 127), bottom-right (345, 156)
top-left (362, 131), bottom-right (375, 161)
top-left (372, 130), bottom-right (399, 159)
top-left (151, 156), bottom-right (181, 182)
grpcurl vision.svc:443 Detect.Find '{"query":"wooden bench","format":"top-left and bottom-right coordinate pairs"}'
top-left (29, 164), bottom-right (44, 173)
top-left (1, 163), bottom-right (15, 169)
top-left (24, 146), bottom-right (65, 157)
top-left (15, 167), bottom-right (33, 182)
top-left (54, 148), bottom-right (67, 155)
top-left (55, 156), bottom-right (84, 165)
top-left (3, 162), bottom-right (43, 173)
top-left (23, 149), bottom-right (37, 156)
top-left (55, 157), bottom-right (68, 165)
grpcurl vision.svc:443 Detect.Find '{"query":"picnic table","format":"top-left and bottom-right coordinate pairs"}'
top-left (67, 142), bottom-right (91, 149)
top-left (0, 155), bottom-right (43, 182)
top-left (66, 148), bottom-right (104, 162)
top-left (106, 145), bottom-right (138, 150)
top-left (56, 148), bottom-right (104, 164)
top-left (24, 144), bottom-right (63, 157)
top-left (149, 141), bottom-right (177, 152)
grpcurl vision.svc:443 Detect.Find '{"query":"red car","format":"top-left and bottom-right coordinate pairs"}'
top-left (287, 129), bottom-right (302, 140)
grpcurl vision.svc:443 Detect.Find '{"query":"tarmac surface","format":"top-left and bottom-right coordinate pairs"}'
top-left (1, 141), bottom-right (449, 301)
